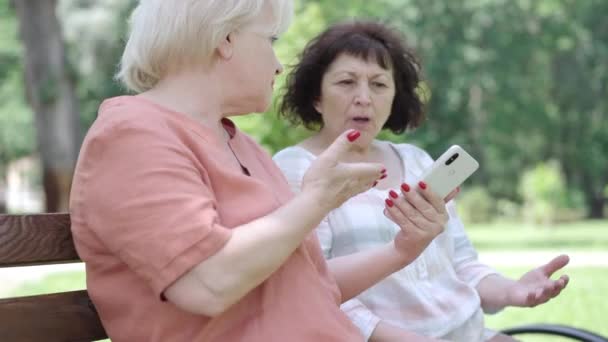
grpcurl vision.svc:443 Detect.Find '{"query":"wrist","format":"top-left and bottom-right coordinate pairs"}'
top-left (478, 274), bottom-right (513, 312)
top-left (298, 187), bottom-right (334, 216)
top-left (391, 233), bottom-right (420, 267)
top-left (383, 243), bottom-right (413, 270)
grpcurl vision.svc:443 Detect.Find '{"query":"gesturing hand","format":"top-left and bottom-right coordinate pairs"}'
top-left (302, 130), bottom-right (385, 210)
top-left (505, 254), bottom-right (570, 307)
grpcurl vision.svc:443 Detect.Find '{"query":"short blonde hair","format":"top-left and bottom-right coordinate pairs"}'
top-left (116, 0), bottom-right (293, 93)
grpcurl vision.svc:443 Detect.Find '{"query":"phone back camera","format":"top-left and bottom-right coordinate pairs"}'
top-left (445, 153), bottom-right (459, 165)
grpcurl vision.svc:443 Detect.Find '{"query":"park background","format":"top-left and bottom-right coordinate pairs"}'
top-left (1, 1), bottom-right (606, 341)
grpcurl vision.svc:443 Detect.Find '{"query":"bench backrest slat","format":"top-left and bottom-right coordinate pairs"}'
top-left (0, 213), bottom-right (80, 267)
top-left (0, 290), bottom-right (108, 341)
top-left (0, 213), bottom-right (108, 341)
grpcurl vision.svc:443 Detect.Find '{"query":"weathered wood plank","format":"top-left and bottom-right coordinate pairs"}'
top-left (0, 290), bottom-right (107, 341)
top-left (0, 213), bottom-right (80, 267)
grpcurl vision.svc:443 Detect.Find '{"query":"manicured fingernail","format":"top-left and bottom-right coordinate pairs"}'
top-left (419, 181), bottom-right (427, 190)
top-left (347, 131), bottom-right (361, 142)
top-left (385, 198), bottom-right (394, 207)
top-left (401, 183), bottom-right (410, 192)
top-left (372, 181), bottom-right (378, 187)
top-left (380, 174), bottom-right (387, 180)
top-left (389, 190), bottom-right (399, 199)
top-left (381, 168), bottom-right (387, 174)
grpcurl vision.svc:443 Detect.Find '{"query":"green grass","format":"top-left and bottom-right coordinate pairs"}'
top-left (467, 219), bottom-right (608, 251)
top-left (7, 271), bottom-right (86, 297)
top-left (485, 267), bottom-right (608, 341)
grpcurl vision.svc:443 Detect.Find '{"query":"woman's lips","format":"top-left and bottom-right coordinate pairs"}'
top-left (349, 117), bottom-right (372, 129)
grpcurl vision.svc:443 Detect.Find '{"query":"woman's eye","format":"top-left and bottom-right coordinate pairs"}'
top-left (373, 82), bottom-right (387, 88)
top-left (338, 79), bottom-right (354, 85)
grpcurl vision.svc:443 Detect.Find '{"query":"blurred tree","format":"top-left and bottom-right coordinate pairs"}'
top-left (0, 0), bottom-right (34, 213)
top-left (13, 0), bottom-right (80, 211)
top-left (0, 0), bottom-right (605, 217)
top-left (57, 0), bottom-right (136, 129)
top-left (237, 0), bottom-right (606, 218)
top-left (376, 0), bottom-right (606, 218)
top-left (548, 0), bottom-right (608, 218)
top-left (0, 0), bottom-right (35, 182)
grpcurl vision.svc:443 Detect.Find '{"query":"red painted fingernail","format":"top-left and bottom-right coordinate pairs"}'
top-left (385, 198), bottom-right (394, 207)
top-left (389, 190), bottom-right (399, 199)
top-left (401, 183), bottom-right (410, 192)
top-left (381, 168), bottom-right (386, 174)
top-left (380, 174), bottom-right (387, 180)
top-left (347, 131), bottom-right (360, 142)
top-left (419, 181), bottom-right (427, 190)
top-left (372, 181), bottom-right (378, 187)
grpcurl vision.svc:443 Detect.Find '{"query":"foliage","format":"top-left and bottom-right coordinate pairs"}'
top-left (519, 161), bottom-right (584, 224)
top-left (57, 0), bottom-right (137, 130)
top-left (1, 0), bottom-right (606, 217)
top-left (456, 186), bottom-right (496, 224)
top-left (0, 0), bottom-right (35, 177)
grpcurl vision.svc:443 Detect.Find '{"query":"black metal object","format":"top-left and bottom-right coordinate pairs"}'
top-left (502, 324), bottom-right (608, 342)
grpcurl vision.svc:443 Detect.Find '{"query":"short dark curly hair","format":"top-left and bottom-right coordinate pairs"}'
top-left (279, 21), bottom-right (426, 134)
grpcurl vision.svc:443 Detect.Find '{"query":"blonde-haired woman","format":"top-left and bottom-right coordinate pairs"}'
top-left (69, 1), bottom-right (438, 341)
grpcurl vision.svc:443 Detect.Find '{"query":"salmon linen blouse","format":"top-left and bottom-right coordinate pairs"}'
top-left (69, 96), bottom-right (363, 342)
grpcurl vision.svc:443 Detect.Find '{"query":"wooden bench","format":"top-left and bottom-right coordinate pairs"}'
top-left (0, 213), bottom-right (108, 341)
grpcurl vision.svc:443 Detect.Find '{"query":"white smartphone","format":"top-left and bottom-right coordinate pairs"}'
top-left (420, 145), bottom-right (479, 199)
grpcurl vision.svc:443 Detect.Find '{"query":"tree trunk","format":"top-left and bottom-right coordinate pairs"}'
top-left (13, 0), bottom-right (80, 212)
top-left (0, 180), bottom-right (6, 214)
top-left (587, 195), bottom-right (605, 219)
top-left (582, 174), bottom-right (606, 219)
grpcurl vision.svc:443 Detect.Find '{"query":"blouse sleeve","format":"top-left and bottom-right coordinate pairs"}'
top-left (445, 200), bottom-right (499, 288)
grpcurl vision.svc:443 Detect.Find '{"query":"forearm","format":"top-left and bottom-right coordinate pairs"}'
top-left (476, 274), bottom-right (516, 313)
top-left (370, 321), bottom-right (443, 342)
top-left (166, 190), bottom-right (330, 315)
top-left (327, 244), bottom-right (412, 302)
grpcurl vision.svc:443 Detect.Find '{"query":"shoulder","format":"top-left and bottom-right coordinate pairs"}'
top-left (90, 96), bottom-right (230, 155)
top-left (91, 96), bottom-right (179, 142)
top-left (77, 97), bottom-right (204, 184)
top-left (390, 142), bottom-right (435, 168)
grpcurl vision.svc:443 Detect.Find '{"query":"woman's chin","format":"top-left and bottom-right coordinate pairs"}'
top-left (255, 96), bottom-right (273, 113)
top-left (346, 126), bottom-right (377, 141)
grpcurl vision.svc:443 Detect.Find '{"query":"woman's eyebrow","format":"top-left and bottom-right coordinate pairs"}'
top-left (329, 70), bottom-right (392, 79)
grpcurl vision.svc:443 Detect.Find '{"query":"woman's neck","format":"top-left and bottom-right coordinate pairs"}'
top-left (139, 69), bottom-right (230, 140)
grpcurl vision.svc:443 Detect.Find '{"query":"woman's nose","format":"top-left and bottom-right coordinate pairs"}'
top-left (354, 86), bottom-right (371, 106)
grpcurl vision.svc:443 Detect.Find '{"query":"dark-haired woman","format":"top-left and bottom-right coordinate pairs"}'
top-left (274, 21), bottom-right (569, 342)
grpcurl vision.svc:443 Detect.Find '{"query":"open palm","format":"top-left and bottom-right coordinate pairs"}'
top-left (506, 254), bottom-right (570, 307)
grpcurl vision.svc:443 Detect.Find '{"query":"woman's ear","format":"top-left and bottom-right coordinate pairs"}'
top-left (217, 33), bottom-right (234, 60)
top-left (313, 98), bottom-right (322, 114)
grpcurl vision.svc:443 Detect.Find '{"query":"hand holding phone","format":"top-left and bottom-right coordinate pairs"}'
top-left (420, 145), bottom-right (479, 199)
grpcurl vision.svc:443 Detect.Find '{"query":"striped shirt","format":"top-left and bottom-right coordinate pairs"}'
top-left (273, 142), bottom-right (499, 341)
